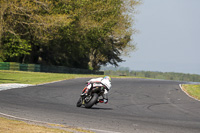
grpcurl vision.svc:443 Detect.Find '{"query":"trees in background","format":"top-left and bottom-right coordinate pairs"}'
top-left (101, 66), bottom-right (200, 82)
top-left (0, 0), bottom-right (140, 70)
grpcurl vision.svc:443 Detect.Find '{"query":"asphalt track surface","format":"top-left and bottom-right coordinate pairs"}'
top-left (0, 78), bottom-right (200, 133)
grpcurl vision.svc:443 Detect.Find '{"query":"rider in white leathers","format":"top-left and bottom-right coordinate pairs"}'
top-left (82, 76), bottom-right (112, 104)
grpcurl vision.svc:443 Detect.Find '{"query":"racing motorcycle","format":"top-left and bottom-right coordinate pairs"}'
top-left (76, 86), bottom-right (105, 108)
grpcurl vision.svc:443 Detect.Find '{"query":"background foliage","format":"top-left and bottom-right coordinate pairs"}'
top-left (101, 66), bottom-right (200, 82)
top-left (0, 0), bottom-right (140, 70)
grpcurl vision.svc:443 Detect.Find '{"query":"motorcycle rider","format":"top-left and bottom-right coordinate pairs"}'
top-left (81, 76), bottom-right (112, 104)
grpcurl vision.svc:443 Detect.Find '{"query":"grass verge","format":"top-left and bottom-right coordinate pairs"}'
top-left (0, 70), bottom-right (140, 85)
top-left (0, 117), bottom-right (94, 133)
top-left (0, 70), bottom-right (100, 85)
top-left (0, 117), bottom-right (72, 133)
top-left (182, 84), bottom-right (200, 101)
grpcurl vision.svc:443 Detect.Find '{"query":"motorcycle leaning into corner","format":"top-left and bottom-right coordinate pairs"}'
top-left (76, 85), bottom-right (107, 108)
top-left (76, 76), bottom-right (111, 108)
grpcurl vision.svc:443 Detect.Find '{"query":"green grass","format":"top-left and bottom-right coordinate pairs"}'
top-left (0, 117), bottom-right (94, 133)
top-left (0, 117), bottom-right (73, 133)
top-left (0, 70), bottom-right (100, 85)
top-left (182, 84), bottom-right (200, 100)
top-left (0, 70), bottom-right (142, 85)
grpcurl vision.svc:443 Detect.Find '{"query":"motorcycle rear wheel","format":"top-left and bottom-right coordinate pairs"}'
top-left (85, 93), bottom-right (98, 108)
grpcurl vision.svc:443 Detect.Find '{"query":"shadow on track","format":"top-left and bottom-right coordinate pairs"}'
top-left (89, 107), bottom-right (113, 110)
top-left (78, 106), bottom-right (113, 110)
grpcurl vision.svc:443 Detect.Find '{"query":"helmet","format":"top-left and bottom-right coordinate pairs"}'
top-left (103, 76), bottom-right (111, 82)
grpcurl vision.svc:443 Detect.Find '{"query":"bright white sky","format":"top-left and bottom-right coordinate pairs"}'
top-left (119, 0), bottom-right (200, 75)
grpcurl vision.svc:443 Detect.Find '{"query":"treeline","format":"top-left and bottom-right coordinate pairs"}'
top-left (102, 67), bottom-right (200, 82)
top-left (0, 0), bottom-right (140, 70)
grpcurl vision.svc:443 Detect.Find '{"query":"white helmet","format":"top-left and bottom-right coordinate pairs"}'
top-left (101, 78), bottom-right (111, 90)
top-left (103, 76), bottom-right (111, 82)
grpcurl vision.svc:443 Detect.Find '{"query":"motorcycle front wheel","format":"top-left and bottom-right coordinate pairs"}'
top-left (76, 98), bottom-right (82, 107)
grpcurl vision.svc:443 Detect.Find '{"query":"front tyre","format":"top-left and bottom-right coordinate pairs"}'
top-left (76, 98), bottom-right (82, 107)
top-left (85, 93), bottom-right (98, 108)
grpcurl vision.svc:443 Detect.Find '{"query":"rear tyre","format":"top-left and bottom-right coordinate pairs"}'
top-left (85, 93), bottom-right (98, 108)
top-left (76, 98), bottom-right (82, 107)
